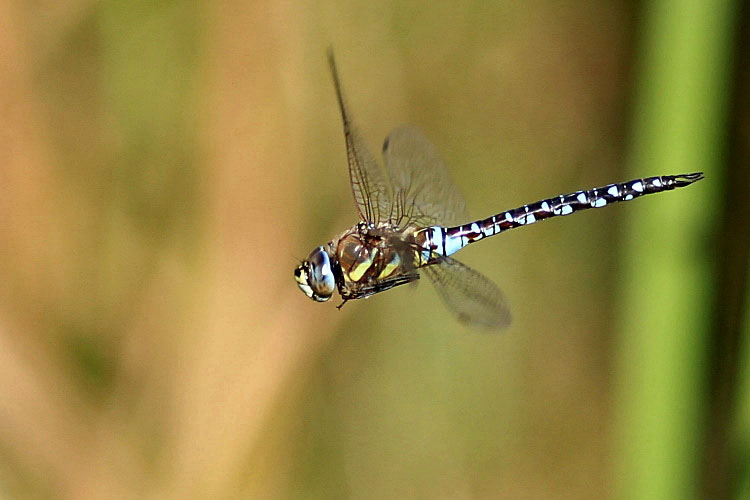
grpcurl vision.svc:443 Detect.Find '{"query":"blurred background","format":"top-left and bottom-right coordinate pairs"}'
top-left (0, 1), bottom-right (748, 498)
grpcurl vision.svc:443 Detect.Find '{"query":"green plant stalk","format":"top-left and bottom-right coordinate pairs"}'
top-left (614, 0), bottom-right (737, 498)
top-left (733, 277), bottom-right (750, 498)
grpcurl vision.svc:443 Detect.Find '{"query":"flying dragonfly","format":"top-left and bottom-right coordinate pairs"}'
top-left (293, 51), bottom-right (704, 329)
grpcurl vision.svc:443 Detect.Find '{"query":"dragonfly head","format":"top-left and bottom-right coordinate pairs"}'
top-left (294, 246), bottom-right (336, 302)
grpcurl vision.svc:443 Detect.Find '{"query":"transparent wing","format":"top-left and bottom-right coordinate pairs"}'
top-left (382, 126), bottom-right (468, 227)
top-left (422, 256), bottom-right (511, 330)
top-left (328, 51), bottom-right (392, 224)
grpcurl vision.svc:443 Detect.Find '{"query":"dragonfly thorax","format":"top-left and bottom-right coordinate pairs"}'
top-left (294, 246), bottom-right (336, 302)
top-left (337, 228), bottom-right (404, 284)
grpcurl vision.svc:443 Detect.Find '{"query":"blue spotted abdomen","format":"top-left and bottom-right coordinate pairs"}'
top-left (413, 173), bottom-right (703, 263)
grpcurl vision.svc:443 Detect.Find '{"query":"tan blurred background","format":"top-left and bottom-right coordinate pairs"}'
top-left (0, 1), bottom-right (746, 499)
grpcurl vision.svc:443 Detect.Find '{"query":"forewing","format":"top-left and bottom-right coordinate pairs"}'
top-left (328, 51), bottom-right (392, 224)
top-left (423, 256), bottom-right (511, 330)
top-left (382, 126), bottom-right (468, 227)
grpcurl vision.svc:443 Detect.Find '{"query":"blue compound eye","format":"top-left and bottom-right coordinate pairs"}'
top-left (307, 247), bottom-right (335, 301)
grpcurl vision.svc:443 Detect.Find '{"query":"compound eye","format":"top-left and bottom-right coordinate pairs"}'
top-left (308, 247), bottom-right (336, 300)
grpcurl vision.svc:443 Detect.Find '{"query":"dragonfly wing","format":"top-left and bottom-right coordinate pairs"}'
top-left (328, 51), bottom-right (392, 224)
top-left (422, 256), bottom-right (511, 330)
top-left (382, 126), bottom-right (468, 227)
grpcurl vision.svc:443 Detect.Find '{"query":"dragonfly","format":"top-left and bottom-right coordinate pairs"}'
top-left (294, 51), bottom-right (704, 329)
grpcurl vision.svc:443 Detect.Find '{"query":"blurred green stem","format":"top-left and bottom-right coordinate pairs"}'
top-left (735, 285), bottom-right (750, 499)
top-left (615, 0), bottom-right (737, 499)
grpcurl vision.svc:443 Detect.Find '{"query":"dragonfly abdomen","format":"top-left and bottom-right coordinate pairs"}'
top-left (416, 173), bottom-right (704, 259)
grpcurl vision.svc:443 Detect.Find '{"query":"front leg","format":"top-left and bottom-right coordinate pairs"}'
top-left (341, 273), bottom-right (420, 301)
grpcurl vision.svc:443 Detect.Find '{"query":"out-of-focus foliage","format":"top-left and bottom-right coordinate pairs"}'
top-left (0, 1), bottom-right (744, 499)
top-left (614, 0), bottom-right (739, 499)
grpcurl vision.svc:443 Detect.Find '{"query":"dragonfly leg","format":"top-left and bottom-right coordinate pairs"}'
top-left (336, 298), bottom-right (349, 310)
